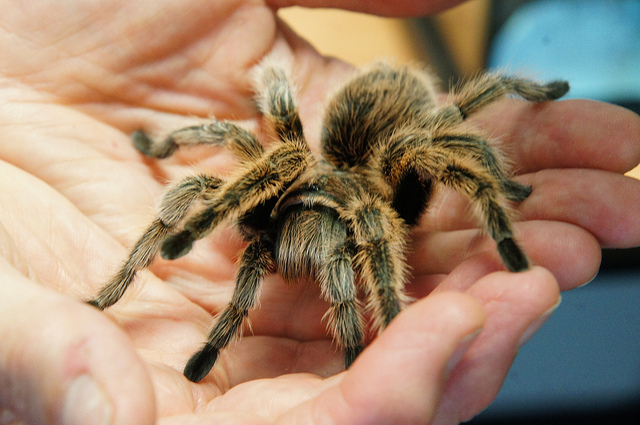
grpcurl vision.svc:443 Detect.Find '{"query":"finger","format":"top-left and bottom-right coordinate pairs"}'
top-left (520, 169), bottom-right (640, 248)
top-left (0, 105), bottom-right (162, 230)
top-left (410, 220), bottom-right (601, 290)
top-left (0, 259), bottom-right (155, 425)
top-left (421, 168), bottom-right (640, 249)
top-left (269, 0), bottom-right (467, 16)
top-left (0, 160), bottom-right (142, 291)
top-left (432, 267), bottom-right (560, 424)
top-left (470, 99), bottom-right (640, 175)
top-left (277, 292), bottom-right (486, 424)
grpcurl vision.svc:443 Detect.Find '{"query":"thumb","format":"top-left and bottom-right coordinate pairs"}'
top-left (278, 292), bottom-right (485, 425)
top-left (0, 258), bottom-right (155, 425)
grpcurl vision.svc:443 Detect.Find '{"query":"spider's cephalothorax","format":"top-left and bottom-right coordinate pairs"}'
top-left (88, 61), bottom-right (569, 382)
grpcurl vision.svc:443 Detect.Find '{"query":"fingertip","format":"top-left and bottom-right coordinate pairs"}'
top-left (59, 300), bottom-right (157, 425)
top-left (430, 266), bottom-right (562, 422)
top-left (469, 265), bottom-right (561, 321)
top-left (78, 304), bottom-right (157, 425)
top-left (361, 292), bottom-right (487, 379)
top-left (498, 266), bottom-right (562, 348)
top-left (395, 291), bottom-right (487, 335)
top-left (62, 374), bottom-right (114, 425)
top-left (312, 292), bottom-right (486, 425)
top-left (516, 265), bottom-right (561, 303)
top-left (0, 273), bottom-right (155, 425)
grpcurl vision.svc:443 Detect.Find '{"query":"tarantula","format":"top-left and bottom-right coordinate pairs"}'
top-left (88, 60), bottom-right (568, 383)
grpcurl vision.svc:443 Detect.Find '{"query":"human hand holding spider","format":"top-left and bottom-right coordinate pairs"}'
top-left (1, 1), bottom-right (639, 425)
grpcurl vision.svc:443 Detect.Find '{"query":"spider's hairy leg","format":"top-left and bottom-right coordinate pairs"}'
top-left (439, 158), bottom-right (529, 271)
top-left (161, 141), bottom-right (313, 260)
top-left (344, 195), bottom-right (409, 333)
top-left (162, 62), bottom-right (312, 260)
top-left (274, 198), bottom-right (365, 367)
top-left (451, 73), bottom-right (569, 119)
top-left (280, 206), bottom-right (364, 367)
top-left (132, 120), bottom-right (264, 162)
top-left (87, 174), bottom-right (223, 309)
top-left (320, 239), bottom-right (365, 367)
top-left (432, 132), bottom-right (532, 202)
top-left (184, 236), bottom-right (275, 382)
top-left (377, 132), bottom-right (529, 272)
top-left (434, 153), bottom-right (529, 271)
top-left (252, 61), bottom-right (305, 142)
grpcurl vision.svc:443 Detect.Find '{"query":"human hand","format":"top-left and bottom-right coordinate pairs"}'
top-left (1, 1), bottom-right (639, 425)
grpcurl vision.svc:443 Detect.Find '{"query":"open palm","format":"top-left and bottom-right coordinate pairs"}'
top-left (1, 1), bottom-right (639, 425)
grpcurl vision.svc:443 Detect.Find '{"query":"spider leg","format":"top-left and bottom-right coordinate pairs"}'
top-left (162, 64), bottom-right (312, 260)
top-left (160, 140), bottom-right (312, 259)
top-left (184, 235), bottom-right (274, 382)
top-left (438, 157), bottom-right (529, 271)
top-left (253, 62), bottom-right (305, 143)
top-left (432, 132), bottom-right (531, 201)
top-left (88, 174), bottom-right (223, 309)
top-left (132, 120), bottom-right (264, 161)
top-left (138, 61), bottom-right (304, 160)
top-left (312, 227), bottom-right (364, 368)
top-left (274, 200), bottom-right (364, 368)
top-left (342, 195), bottom-right (409, 334)
top-left (377, 132), bottom-right (529, 272)
top-left (451, 73), bottom-right (569, 119)
top-left (322, 240), bottom-right (365, 367)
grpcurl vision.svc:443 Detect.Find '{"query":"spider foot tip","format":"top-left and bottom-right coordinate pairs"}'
top-left (498, 238), bottom-right (530, 272)
top-left (86, 298), bottom-right (103, 309)
top-left (161, 231), bottom-right (195, 260)
top-left (132, 130), bottom-right (176, 158)
top-left (184, 345), bottom-right (219, 383)
top-left (546, 80), bottom-right (570, 100)
top-left (503, 180), bottom-right (533, 202)
top-left (131, 130), bottom-right (154, 154)
top-left (344, 345), bottom-right (364, 369)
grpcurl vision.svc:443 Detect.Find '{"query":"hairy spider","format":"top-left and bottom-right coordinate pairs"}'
top-left (88, 60), bottom-right (568, 383)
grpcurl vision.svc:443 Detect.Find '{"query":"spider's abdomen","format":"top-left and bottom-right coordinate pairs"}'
top-left (321, 63), bottom-right (438, 168)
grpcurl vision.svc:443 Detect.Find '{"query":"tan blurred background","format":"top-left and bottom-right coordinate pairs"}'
top-left (279, 1), bottom-right (490, 73)
top-left (279, 1), bottom-right (640, 179)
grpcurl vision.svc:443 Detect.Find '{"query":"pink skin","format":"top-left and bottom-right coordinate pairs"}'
top-left (1, 1), bottom-right (639, 424)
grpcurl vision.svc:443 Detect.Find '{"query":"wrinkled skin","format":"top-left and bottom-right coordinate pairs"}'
top-left (1, 1), bottom-right (639, 425)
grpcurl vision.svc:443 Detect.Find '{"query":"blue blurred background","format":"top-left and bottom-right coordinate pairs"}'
top-left (489, 0), bottom-right (640, 109)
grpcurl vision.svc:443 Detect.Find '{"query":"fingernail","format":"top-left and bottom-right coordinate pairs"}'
top-left (63, 375), bottom-right (113, 425)
top-left (517, 295), bottom-right (562, 348)
top-left (445, 328), bottom-right (482, 377)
